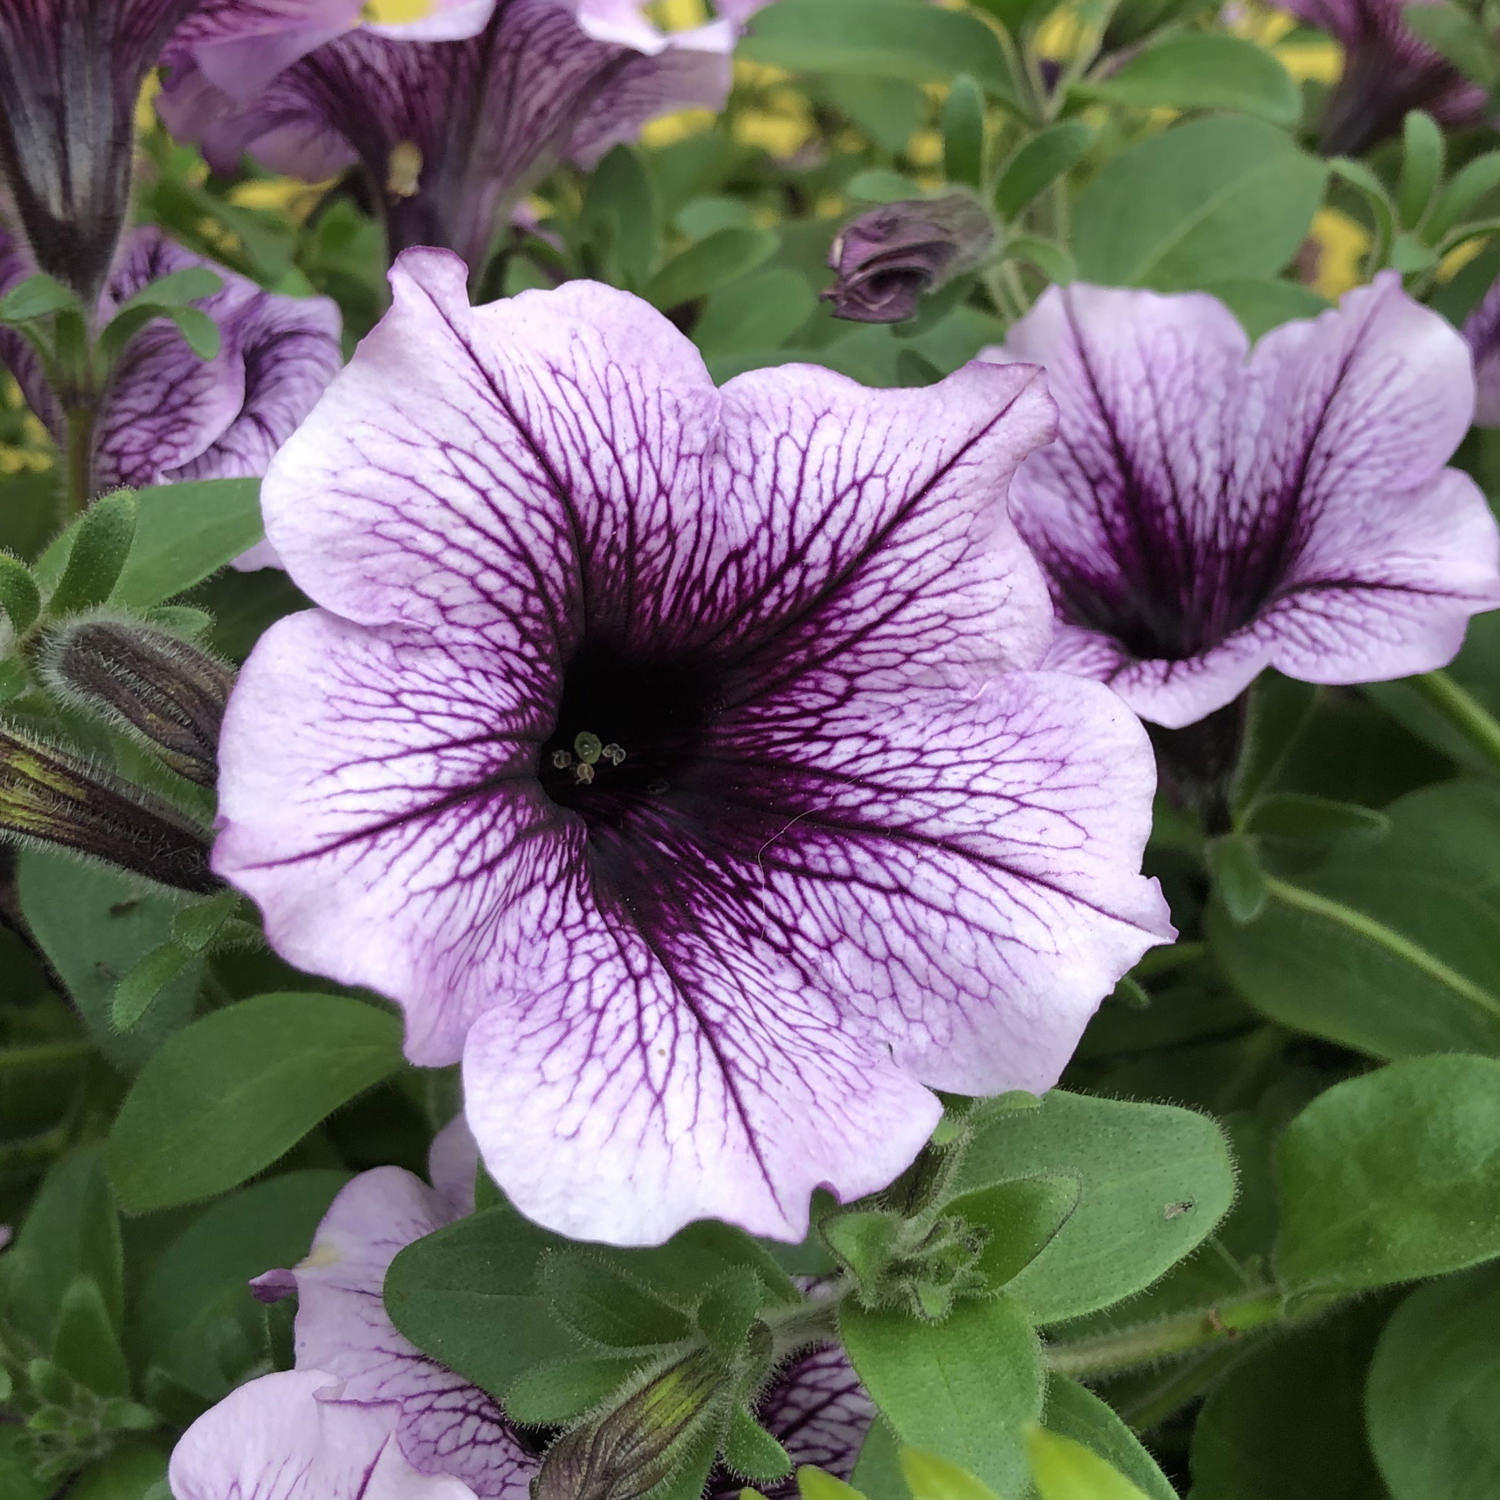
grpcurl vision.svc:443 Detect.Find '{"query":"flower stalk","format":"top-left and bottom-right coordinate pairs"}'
top-left (1403, 668), bottom-right (1500, 778)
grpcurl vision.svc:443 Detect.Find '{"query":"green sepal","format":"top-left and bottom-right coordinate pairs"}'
top-left (694, 1269), bottom-right (767, 1360)
top-left (723, 1407), bottom-right (792, 1484)
top-left (503, 1353), bottom-right (645, 1426)
top-left (47, 491), bottom-right (139, 618)
top-left (51, 1275), bottom-right (131, 1399)
top-left (1206, 834), bottom-right (1268, 924)
top-left (542, 1253), bottom-right (695, 1350)
top-left (0, 553), bottom-right (42, 637)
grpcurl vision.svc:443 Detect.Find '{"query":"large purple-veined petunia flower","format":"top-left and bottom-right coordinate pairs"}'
top-left (1283, 0), bottom-right (1491, 155)
top-left (211, 247), bottom-right (1171, 1245)
top-left (159, 0), bottom-right (738, 272)
top-left (0, 224), bottom-right (339, 562)
top-left (0, 0), bottom-right (202, 306)
top-left (978, 273), bottom-right (1500, 732)
top-left (169, 1121), bottom-right (875, 1500)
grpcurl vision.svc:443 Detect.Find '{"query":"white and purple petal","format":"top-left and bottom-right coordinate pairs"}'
top-left (216, 249), bottom-right (1169, 1245)
top-left (986, 275), bottom-right (1500, 730)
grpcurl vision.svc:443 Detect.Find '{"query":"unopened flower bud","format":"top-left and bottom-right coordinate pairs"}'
top-left (823, 195), bottom-right (997, 324)
top-left (0, 724), bottom-right (218, 893)
top-left (41, 617), bottom-right (233, 787)
top-left (533, 1348), bottom-right (729, 1500)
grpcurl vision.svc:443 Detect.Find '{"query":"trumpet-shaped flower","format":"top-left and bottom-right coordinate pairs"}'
top-left (980, 275), bottom-right (1500, 731)
top-left (0, 0), bottom-right (198, 304)
top-left (213, 249), bottom-right (1171, 1246)
top-left (169, 1128), bottom-right (874, 1500)
top-left (1283, 0), bottom-right (1490, 154)
top-left (0, 225), bottom-right (339, 555)
top-left (159, 0), bottom-right (738, 270)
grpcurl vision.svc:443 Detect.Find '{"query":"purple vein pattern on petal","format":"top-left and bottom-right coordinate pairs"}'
top-left (261, 1168), bottom-right (532, 1500)
top-left (215, 247), bottom-right (1171, 1245)
top-left (985, 274), bottom-right (1500, 730)
top-left (160, 0), bottom-right (735, 268)
top-left (167, 1368), bottom-right (480, 1500)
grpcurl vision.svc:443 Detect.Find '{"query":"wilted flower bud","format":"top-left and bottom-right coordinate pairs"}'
top-left (824, 195), bottom-right (997, 324)
top-left (41, 617), bottom-right (233, 787)
top-left (0, 724), bottom-right (217, 893)
top-left (533, 1348), bottom-right (730, 1500)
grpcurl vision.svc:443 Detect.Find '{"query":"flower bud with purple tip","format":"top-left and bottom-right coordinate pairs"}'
top-left (824, 195), bottom-right (997, 324)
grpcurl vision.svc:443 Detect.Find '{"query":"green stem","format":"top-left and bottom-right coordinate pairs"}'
top-left (0, 1037), bottom-right (92, 1073)
top-left (1404, 669), bottom-right (1500, 777)
top-left (1042, 1287), bottom-right (1286, 1380)
top-left (62, 404), bottom-right (95, 518)
top-left (765, 1295), bottom-right (843, 1360)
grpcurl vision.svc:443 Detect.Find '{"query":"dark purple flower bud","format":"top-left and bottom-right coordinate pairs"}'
top-left (824, 195), bottom-right (997, 324)
top-left (0, 0), bottom-right (199, 308)
top-left (0, 723), bottom-right (217, 893)
top-left (40, 616), bottom-right (234, 787)
top-left (1285, 0), bottom-right (1491, 155)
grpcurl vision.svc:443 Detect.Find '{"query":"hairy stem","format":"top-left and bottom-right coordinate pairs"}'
top-left (1042, 1286), bottom-right (1286, 1380)
top-left (0, 1037), bottom-right (92, 1073)
top-left (1405, 669), bottom-right (1500, 778)
top-left (62, 404), bottom-right (95, 519)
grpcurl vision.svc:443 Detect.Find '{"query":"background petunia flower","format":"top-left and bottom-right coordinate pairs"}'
top-left (824, 194), bottom-right (997, 324)
top-left (212, 247), bottom-right (1171, 1246)
top-left (1464, 271), bottom-right (1500, 428)
top-left (0, 224), bottom-right (340, 561)
top-left (159, 0), bottom-right (739, 272)
top-left (980, 273), bottom-right (1500, 732)
top-left (171, 1124), bottom-right (874, 1500)
top-left (1282, 0), bottom-right (1490, 155)
top-left (0, 0), bottom-right (198, 305)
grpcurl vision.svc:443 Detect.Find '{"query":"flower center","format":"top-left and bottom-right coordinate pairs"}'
top-left (538, 642), bottom-right (722, 827)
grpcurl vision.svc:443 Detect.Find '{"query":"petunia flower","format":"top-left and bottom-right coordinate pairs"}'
top-left (824, 195), bottom-right (997, 325)
top-left (212, 247), bottom-right (1171, 1246)
top-left (1282, 0), bottom-right (1490, 155)
top-left (979, 273), bottom-right (1500, 732)
top-left (158, 0), bottom-right (739, 272)
top-left (169, 1121), bottom-right (875, 1500)
top-left (1463, 271), bottom-right (1500, 428)
top-left (0, 224), bottom-right (340, 561)
top-left (0, 0), bottom-right (201, 306)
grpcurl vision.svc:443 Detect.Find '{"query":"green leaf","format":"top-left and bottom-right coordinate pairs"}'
top-left (847, 169), bottom-right (927, 204)
top-left (1073, 35), bottom-right (1300, 123)
top-left (1200, 277), bottom-right (1329, 339)
top-left (695, 1269), bottom-right (767, 1359)
top-left (1426, 150), bottom-right (1500, 241)
top-left (644, 228), bottom-right (779, 310)
top-left (51, 1276), bottom-right (131, 1398)
top-left (1397, 111), bottom-right (1445, 228)
top-left (800, 1467), bottom-right (870, 1500)
top-left (132, 1169), bottom-right (348, 1400)
top-left (693, 269), bottom-right (817, 358)
top-left (853, 1421), bottom-right (911, 1500)
top-left (1002, 237), bottom-right (1075, 284)
top-left (994, 122), bottom-right (1093, 222)
top-left (66, 1444), bottom-right (169, 1500)
top-left (541, 1254), bottom-right (694, 1349)
top-left (0, 1428), bottom-right (49, 1500)
top-left (111, 941), bottom-right (196, 1033)
top-left (738, 1), bottom-right (1014, 95)
top-left (503, 1353), bottom-right (644, 1425)
top-left (582, 146), bottom-right (658, 290)
top-left (1275, 1054), bottom-right (1500, 1296)
top-left (841, 1295), bottom-right (1043, 1496)
top-left (1328, 156), bottom-right (1393, 268)
top-left (0, 1147), bottom-right (123, 1353)
top-left (0, 552), bottom-right (41, 635)
top-left (17, 850), bottom-right (202, 1071)
top-left (1207, 835), bottom-right (1268, 924)
top-left (947, 1091), bottom-right (1235, 1324)
top-left (1366, 1264), bottom-right (1500, 1500)
top-left (724, 1407), bottom-right (792, 1483)
top-left (384, 1203), bottom-right (578, 1398)
top-left (0, 272), bottom-right (83, 324)
top-left (1041, 1378), bottom-right (1174, 1500)
top-left (821, 1210), bottom-right (905, 1288)
top-left (112, 267), bottom-right (224, 314)
top-left (1206, 863), bottom-right (1500, 1059)
top-left (1026, 1426), bottom-right (1150, 1500)
top-left (897, 1447), bottom-right (1003, 1500)
top-left (1073, 116), bottom-right (1326, 290)
top-left (106, 993), bottom-right (405, 1214)
top-left (941, 77), bottom-right (986, 190)
top-left (944, 1175), bottom-right (1080, 1290)
top-left (48, 490), bottom-right (138, 617)
top-left (108, 478), bottom-right (264, 607)
top-left (1189, 1301), bottom-right (1389, 1500)
top-left (1242, 793), bottom-right (1388, 847)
